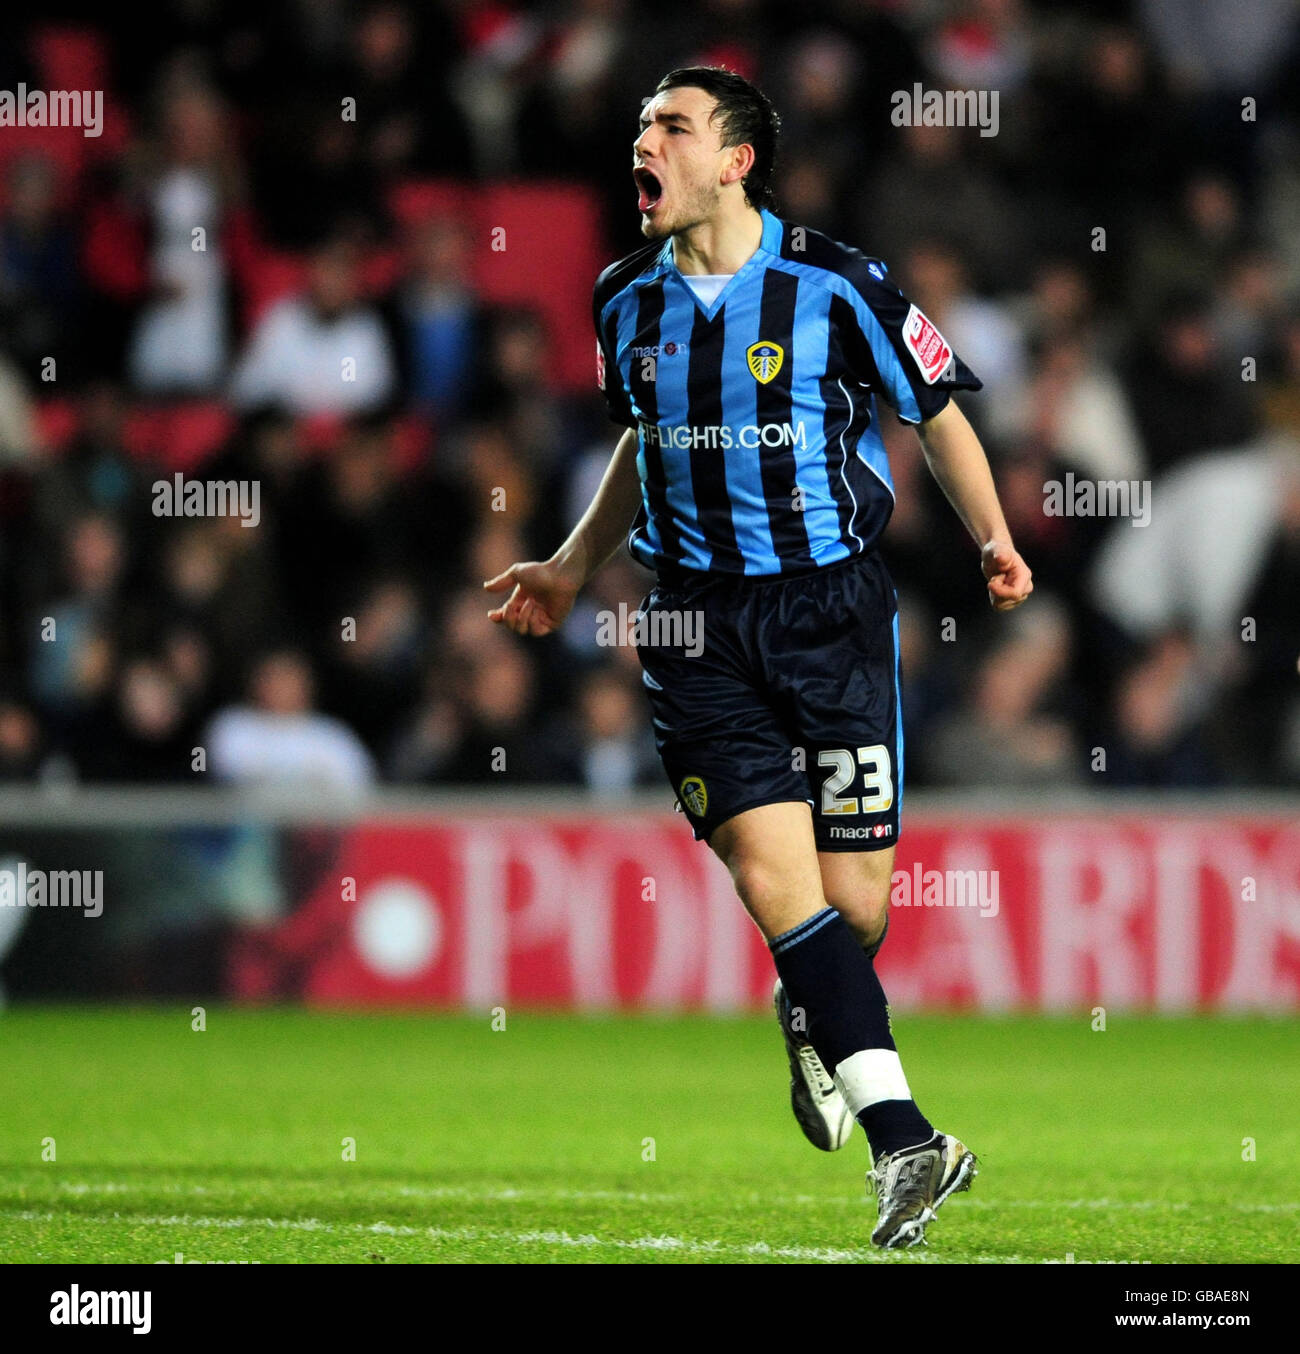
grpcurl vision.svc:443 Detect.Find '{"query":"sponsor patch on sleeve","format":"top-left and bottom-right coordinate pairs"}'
top-left (902, 304), bottom-right (953, 385)
top-left (596, 339), bottom-right (607, 390)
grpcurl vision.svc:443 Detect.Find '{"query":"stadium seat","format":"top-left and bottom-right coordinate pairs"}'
top-left (388, 179), bottom-right (473, 227)
top-left (31, 26), bottom-right (109, 94)
top-left (122, 403), bottom-right (235, 472)
top-left (390, 178), bottom-right (603, 392)
top-left (33, 400), bottom-right (79, 455)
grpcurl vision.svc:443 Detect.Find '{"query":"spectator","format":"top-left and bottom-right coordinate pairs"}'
top-left (229, 235), bottom-right (397, 415)
top-left (0, 155), bottom-right (82, 385)
top-left (923, 597), bottom-right (1085, 789)
top-left (1012, 335), bottom-right (1146, 483)
top-left (400, 217), bottom-right (483, 422)
top-left (319, 576), bottom-right (425, 754)
top-left (275, 414), bottom-right (415, 632)
top-left (29, 515), bottom-right (125, 719)
top-left (83, 657), bottom-right (196, 782)
top-left (392, 640), bottom-right (550, 785)
top-left (1124, 296), bottom-right (1258, 474)
top-left (469, 309), bottom-right (575, 475)
top-left (899, 240), bottom-right (1027, 441)
top-left (861, 121), bottom-right (1024, 293)
top-left (1089, 434), bottom-right (1299, 649)
top-left (1105, 631), bottom-right (1223, 787)
top-left (205, 649), bottom-right (375, 790)
top-left (566, 665), bottom-right (665, 793)
top-left (0, 351), bottom-right (37, 464)
top-left (0, 4), bottom-right (1292, 793)
top-left (128, 79), bottom-right (240, 395)
top-left (34, 382), bottom-right (146, 533)
top-left (0, 699), bottom-right (43, 781)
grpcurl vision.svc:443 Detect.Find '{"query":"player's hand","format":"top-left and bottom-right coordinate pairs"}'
top-left (981, 540), bottom-right (1033, 612)
top-left (483, 558), bottom-right (583, 637)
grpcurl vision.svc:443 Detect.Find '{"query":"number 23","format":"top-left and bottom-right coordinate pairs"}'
top-left (817, 745), bottom-right (893, 814)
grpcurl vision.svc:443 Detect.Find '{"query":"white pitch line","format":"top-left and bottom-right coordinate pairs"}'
top-left (51, 1181), bottom-right (685, 1205)
top-left (4, 1209), bottom-right (1018, 1264)
top-left (39, 1181), bottom-right (1300, 1214)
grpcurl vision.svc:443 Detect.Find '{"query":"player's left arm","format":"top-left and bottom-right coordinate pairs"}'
top-left (916, 401), bottom-right (1033, 612)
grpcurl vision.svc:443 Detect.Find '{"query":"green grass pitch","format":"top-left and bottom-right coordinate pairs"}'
top-left (0, 1007), bottom-right (1295, 1264)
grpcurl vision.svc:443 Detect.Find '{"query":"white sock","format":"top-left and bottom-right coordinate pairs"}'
top-left (832, 1048), bottom-right (912, 1116)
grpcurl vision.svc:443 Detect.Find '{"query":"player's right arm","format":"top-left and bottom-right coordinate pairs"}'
top-left (483, 427), bottom-right (641, 637)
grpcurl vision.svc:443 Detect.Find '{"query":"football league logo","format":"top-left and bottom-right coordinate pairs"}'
top-left (902, 304), bottom-right (953, 385)
top-left (679, 776), bottom-right (709, 818)
top-left (746, 340), bottom-right (784, 385)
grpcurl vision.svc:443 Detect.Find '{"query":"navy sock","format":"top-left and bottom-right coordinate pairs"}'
top-left (770, 907), bottom-right (933, 1159)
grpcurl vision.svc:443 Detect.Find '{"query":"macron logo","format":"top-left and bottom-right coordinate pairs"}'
top-left (50, 1286), bottom-right (151, 1335)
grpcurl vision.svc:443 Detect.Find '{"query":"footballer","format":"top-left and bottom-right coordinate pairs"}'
top-left (485, 66), bottom-right (1033, 1248)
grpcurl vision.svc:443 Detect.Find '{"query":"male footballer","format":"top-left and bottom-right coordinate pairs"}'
top-left (485, 66), bottom-right (1033, 1248)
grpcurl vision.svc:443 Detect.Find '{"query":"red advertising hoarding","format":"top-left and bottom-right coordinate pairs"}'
top-left (228, 812), bottom-right (1300, 1011)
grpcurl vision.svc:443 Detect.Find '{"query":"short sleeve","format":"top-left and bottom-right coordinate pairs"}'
top-left (593, 289), bottom-right (636, 428)
top-left (837, 258), bottom-right (982, 424)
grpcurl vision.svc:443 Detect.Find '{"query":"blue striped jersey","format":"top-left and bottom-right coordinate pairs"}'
top-left (593, 208), bottom-right (981, 576)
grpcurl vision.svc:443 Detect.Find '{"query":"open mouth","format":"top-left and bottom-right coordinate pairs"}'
top-left (634, 167), bottom-right (663, 214)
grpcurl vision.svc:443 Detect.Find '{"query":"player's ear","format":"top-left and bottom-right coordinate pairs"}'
top-left (721, 142), bottom-right (755, 188)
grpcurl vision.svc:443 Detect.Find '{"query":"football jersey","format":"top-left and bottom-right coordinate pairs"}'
top-left (593, 208), bottom-right (981, 576)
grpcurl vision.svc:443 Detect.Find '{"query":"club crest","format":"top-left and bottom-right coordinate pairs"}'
top-left (679, 776), bottom-right (709, 817)
top-left (746, 340), bottom-right (784, 384)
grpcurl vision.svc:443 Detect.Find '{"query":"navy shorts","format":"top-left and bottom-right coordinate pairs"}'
top-left (635, 550), bottom-right (903, 851)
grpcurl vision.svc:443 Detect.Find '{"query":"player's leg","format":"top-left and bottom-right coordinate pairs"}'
top-left (636, 566), bottom-right (974, 1244)
top-left (808, 868), bottom-right (976, 1247)
top-left (708, 800), bottom-right (826, 939)
top-left (709, 803), bottom-right (934, 1161)
top-left (633, 580), bottom-right (866, 1153)
top-left (766, 842), bottom-right (893, 1152)
top-left (770, 552), bottom-right (976, 1245)
top-left (819, 845), bottom-right (893, 955)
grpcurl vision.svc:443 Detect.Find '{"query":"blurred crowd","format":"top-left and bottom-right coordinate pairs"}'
top-left (0, 0), bottom-right (1298, 796)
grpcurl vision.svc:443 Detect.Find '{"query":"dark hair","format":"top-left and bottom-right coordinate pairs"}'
top-left (653, 66), bottom-right (781, 209)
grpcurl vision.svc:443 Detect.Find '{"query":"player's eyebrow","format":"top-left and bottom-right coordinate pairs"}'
top-left (638, 109), bottom-right (693, 130)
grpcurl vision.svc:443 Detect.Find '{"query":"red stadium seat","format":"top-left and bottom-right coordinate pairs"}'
top-left (31, 26), bottom-right (109, 94)
top-left (0, 27), bottom-right (128, 193)
top-left (0, 127), bottom-right (87, 201)
top-left (35, 401), bottom-right (233, 472)
top-left (122, 403), bottom-right (235, 473)
top-left (390, 178), bottom-right (604, 392)
top-left (477, 183), bottom-right (604, 393)
top-left (392, 414), bottom-right (433, 471)
top-left (34, 400), bottom-right (79, 455)
top-left (389, 179), bottom-right (473, 227)
top-left (81, 198), bottom-right (149, 299)
top-left (360, 247), bottom-right (403, 298)
top-left (239, 251), bottom-right (310, 328)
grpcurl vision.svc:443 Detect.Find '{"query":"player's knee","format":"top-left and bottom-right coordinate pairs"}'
top-left (826, 881), bottom-right (890, 951)
top-left (719, 851), bottom-right (822, 939)
top-left (725, 856), bottom-right (786, 920)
